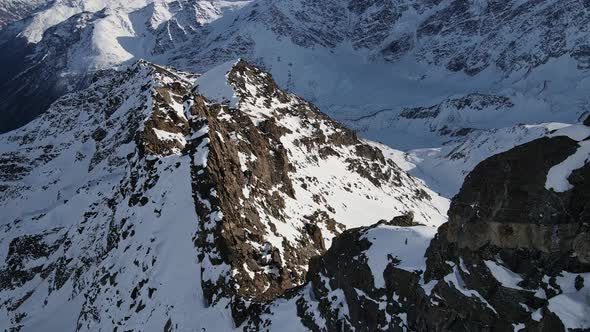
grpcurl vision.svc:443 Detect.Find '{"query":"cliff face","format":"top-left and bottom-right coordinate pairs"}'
top-left (268, 126), bottom-right (590, 331)
top-left (446, 135), bottom-right (589, 256)
top-left (0, 59), bottom-right (448, 331)
top-left (188, 60), bottom-right (447, 323)
top-left (421, 131), bottom-right (590, 331)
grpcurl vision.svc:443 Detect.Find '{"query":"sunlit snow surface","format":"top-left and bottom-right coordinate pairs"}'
top-left (1, 0), bottom-right (589, 329)
top-left (0, 59), bottom-right (449, 331)
top-left (361, 225), bottom-right (436, 289)
top-left (5, 0), bottom-right (590, 197)
top-left (195, 59), bottom-right (241, 107)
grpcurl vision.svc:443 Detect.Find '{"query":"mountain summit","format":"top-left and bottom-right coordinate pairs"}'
top-left (0, 59), bottom-right (447, 330)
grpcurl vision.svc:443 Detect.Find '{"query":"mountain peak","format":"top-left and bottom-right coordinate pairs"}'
top-left (0, 59), bottom-right (448, 330)
top-left (1, 1), bottom-right (589, 329)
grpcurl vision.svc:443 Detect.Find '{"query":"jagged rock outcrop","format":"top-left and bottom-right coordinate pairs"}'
top-left (396, 93), bottom-right (515, 137)
top-left (444, 136), bottom-right (589, 256)
top-left (270, 133), bottom-right (589, 331)
top-left (0, 59), bottom-right (447, 331)
top-left (188, 60), bottom-right (447, 324)
top-left (420, 133), bottom-right (590, 331)
top-left (300, 213), bottom-right (432, 332)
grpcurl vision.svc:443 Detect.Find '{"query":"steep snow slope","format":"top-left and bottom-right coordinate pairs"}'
top-left (0, 1), bottom-right (588, 205)
top-left (0, 0), bottom-right (51, 28)
top-left (0, 61), bottom-right (227, 331)
top-left (0, 59), bottom-right (447, 330)
top-left (2, 0), bottom-right (589, 138)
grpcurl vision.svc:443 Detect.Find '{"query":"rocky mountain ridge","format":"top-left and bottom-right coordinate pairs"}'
top-left (0, 0), bottom-right (589, 330)
top-left (251, 121), bottom-right (590, 331)
top-left (2, 57), bottom-right (587, 332)
top-left (0, 59), bottom-right (448, 331)
top-left (1, 0), bottom-right (589, 136)
top-left (1, 1), bottom-right (587, 216)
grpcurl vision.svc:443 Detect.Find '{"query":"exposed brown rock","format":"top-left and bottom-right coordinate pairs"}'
top-left (137, 79), bottom-right (191, 156)
top-left (378, 211), bottom-right (424, 227)
top-left (189, 60), bottom-right (420, 315)
top-left (446, 136), bottom-right (588, 255)
top-left (287, 135), bottom-right (590, 332)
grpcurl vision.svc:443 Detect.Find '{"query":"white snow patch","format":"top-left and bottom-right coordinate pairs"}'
top-left (484, 260), bottom-right (525, 290)
top-left (195, 60), bottom-right (240, 107)
top-left (512, 323), bottom-right (525, 332)
top-left (361, 225), bottom-right (437, 289)
top-left (545, 140), bottom-right (590, 192)
top-left (191, 125), bottom-right (209, 139)
top-left (547, 272), bottom-right (590, 330)
top-left (152, 128), bottom-right (186, 146)
top-left (531, 308), bottom-right (543, 321)
top-left (194, 138), bottom-right (210, 167)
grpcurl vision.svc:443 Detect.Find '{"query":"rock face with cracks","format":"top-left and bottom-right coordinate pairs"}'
top-left (0, 59), bottom-right (447, 331)
top-left (2, 56), bottom-right (587, 331)
top-left (188, 60), bottom-right (446, 323)
top-left (282, 135), bottom-right (590, 331)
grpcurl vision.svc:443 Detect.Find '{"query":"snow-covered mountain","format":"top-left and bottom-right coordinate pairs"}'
top-left (0, 59), bottom-right (448, 330)
top-left (1, 0), bottom-right (589, 136)
top-left (0, 0), bottom-right (51, 28)
top-left (0, 0), bottom-right (588, 199)
top-left (0, 0), bottom-right (253, 133)
top-left (1, 0), bottom-right (589, 330)
top-left (345, 91), bottom-right (590, 196)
